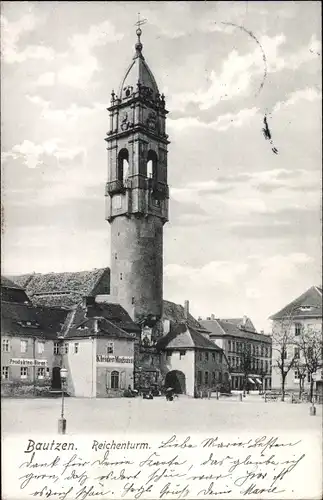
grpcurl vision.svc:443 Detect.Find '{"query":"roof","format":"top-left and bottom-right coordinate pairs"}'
top-left (86, 302), bottom-right (141, 333)
top-left (162, 300), bottom-right (209, 333)
top-left (1, 302), bottom-right (68, 339)
top-left (220, 317), bottom-right (256, 332)
top-left (1, 276), bottom-right (24, 290)
top-left (6, 268), bottom-right (110, 308)
top-left (66, 316), bottom-right (136, 341)
top-left (118, 36), bottom-right (159, 100)
top-left (270, 286), bottom-right (322, 320)
top-left (200, 319), bottom-right (271, 343)
top-left (156, 322), bottom-right (223, 351)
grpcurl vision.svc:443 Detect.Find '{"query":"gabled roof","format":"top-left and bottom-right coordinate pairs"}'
top-left (156, 322), bottom-right (223, 351)
top-left (220, 317), bottom-right (256, 332)
top-left (6, 268), bottom-right (110, 308)
top-left (1, 302), bottom-right (68, 339)
top-left (269, 286), bottom-right (322, 320)
top-left (66, 316), bottom-right (136, 341)
top-left (200, 319), bottom-right (271, 343)
top-left (1, 276), bottom-right (24, 290)
top-left (86, 302), bottom-right (141, 333)
top-left (162, 300), bottom-right (209, 333)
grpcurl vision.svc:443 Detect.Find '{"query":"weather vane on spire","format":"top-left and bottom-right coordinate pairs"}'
top-left (135, 12), bottom-right (147, 42)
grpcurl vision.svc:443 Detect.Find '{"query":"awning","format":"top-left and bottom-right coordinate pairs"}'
top-left (256, 378), bottom-right (262, 384)
top-left (248, 377), bottom-right (255, 384)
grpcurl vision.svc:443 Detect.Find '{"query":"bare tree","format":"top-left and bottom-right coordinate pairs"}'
top-left (293, 360), bottom-right (307, 399)
top-left (240, 343), bottom-right (254, 396)
top-left (272, 316), bottom-right (297, 401)
top-left (295, 325), bottom-right (322, 401)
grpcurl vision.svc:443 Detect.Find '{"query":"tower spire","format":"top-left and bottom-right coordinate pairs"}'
top-left (134, 13), bottom-right (147, 57)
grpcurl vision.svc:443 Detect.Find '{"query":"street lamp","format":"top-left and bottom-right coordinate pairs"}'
top-left (58, 368), bottom-right (68, 434)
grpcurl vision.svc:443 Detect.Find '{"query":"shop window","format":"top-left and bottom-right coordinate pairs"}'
top-left (38, 341), bottom-right (45, 354)
top-left (20, 367), bottom-right (28, 379)
top-left (2, 366), bottom-right (9, 380)
top-left (54, 342), bottom-right (60, 355)
top-left (20, 340), bottom-right (28, 353)
top-left (74, 343), bottom-right (79, 354)
top-left (111, 371), bottom-right (119, 389)
top-left (37, 367), bottom-right (45, 379)
top-left (107, 342), bottom-right (114, 355)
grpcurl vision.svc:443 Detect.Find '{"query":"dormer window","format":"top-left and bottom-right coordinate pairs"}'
top-left (299, 306), bottom-right (313, 311)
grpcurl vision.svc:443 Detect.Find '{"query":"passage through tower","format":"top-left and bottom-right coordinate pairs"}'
top-left (105, 25), bottom-right (170, 328)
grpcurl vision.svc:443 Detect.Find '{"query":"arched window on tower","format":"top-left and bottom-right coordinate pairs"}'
top-left (147, 150), bottom-right (158, 181)
top-left (117, 149), bottom-right (129, 183)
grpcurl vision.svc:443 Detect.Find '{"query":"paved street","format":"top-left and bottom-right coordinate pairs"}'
top-left (2, 394), bottom-right (322, 436)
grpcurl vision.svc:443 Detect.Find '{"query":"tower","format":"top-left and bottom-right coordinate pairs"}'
top-left (105, 25), bottom-right (169, 328)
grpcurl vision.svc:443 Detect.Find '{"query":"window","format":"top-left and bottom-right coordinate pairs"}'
top-left (111, 371), bottom-right (119, 389)
top-left (113, 195), bottom-right (122, 210)
top-left (64, 343), bottom-right (69, 354)
top-left (107, 342), bottom-right (114, 355)
top-left (295, 323), bottom-right (302, 336)
top-left (146, 150), bottom-right (158, 180)
top-left (198, 352), bottom-right (202, 361)
top-left (265, 361), bottom-right (268, 373)
top-left (54, 342), bottom-right (60, 355)
top-left (260, 359), bottom-right (263, 370)
top-left (166, 351), bottom-right (172, 359)
top-left (38, 342), bottom-right (45, 354)
top-left (21, 367), bottom-right (28, 379)
top-left (212, 372), bottom-right (216, 384)
top-left (205, 372), bottom-right (209, 385)
top-left (132, 296), bottom-right (135, 305)
top-left (205, 352), bottom-right (209, 362)
top-left (294, 347), bottom-right (300, 359)
top-left (2, 366), bottom-right (9, 380)
top-left (212, 352), bottom-right (216, 362)
top-left (228, 340), bottom-right (232, 351)
top-left (197, 371), bottom-right (202, 385)
top-left (20, 340), bottom-right (28, 353)
top-left (117, 148), bottom-right (129, 182)
top-left (179, 350), bottom-right (186, 359)
top-left (74, 343), bottom-right (79, 354)
top-left (120, 273), bottom-right (123, 280)
top-left (294, 370), bottom-right (300, 381)
top-left (2, 339), bottom-right (10, 352)
top-left (232, 342), bottom-right (236, 352)
top-left (37, 368), bottom-right (45, 379)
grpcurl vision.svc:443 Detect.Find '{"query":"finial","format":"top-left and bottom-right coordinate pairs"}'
top-left (134, 13), bottom-right (147, 56)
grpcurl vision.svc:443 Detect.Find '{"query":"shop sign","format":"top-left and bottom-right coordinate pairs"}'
top-left (9, 358), bottom-right (47, 367)
top-left (96, 355), bottom-right (133, 364)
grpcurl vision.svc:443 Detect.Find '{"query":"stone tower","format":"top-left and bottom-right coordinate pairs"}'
top-left (105, 26), bottom-right (169, 329)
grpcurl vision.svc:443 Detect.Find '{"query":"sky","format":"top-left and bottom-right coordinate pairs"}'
top-left (1, 1), bottom-right (321, 332)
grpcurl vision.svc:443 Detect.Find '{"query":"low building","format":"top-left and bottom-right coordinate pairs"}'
top-left (200, 316), bottom-right (272, 391)
top-left (270, 286), bottom-right (322, 395)
top-left (62, 301), bottom-right (139, 398)
top-left (1, 277), bottom-right (68, 396)
top-left (156, 322), bottom-right (228, 397)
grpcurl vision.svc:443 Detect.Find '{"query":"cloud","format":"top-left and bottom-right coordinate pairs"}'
top-left (273, 87), bottom-right (322, 113)
top-left (2, 139), bottom-right (84, 169)
top-left (1, 12), bottom-right (55, 63)
top-left (165, 260), bottom-right (248, 287)
top-left (168, 107), bottom-right (258, 132)
top-left (35, 72), bottom-right (55, 86)
top-left (26, 94), bottom-right (105, 121)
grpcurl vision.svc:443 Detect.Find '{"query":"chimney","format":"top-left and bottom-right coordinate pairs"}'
top-left (242, 315), bottom-right (248, 327)
top-left (211, 313), bottom-right (215, 321)
top-left (184, 300), bottom-right (189, 320)
top-left (93, 318), bottom-right (99, 334)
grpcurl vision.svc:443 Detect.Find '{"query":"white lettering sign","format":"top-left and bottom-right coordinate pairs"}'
top-left (96, 355), bottom-right (133, 364)
top-left (9, 358), bottom-right (47, 367)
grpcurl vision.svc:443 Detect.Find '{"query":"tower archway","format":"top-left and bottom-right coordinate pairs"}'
top-left (165, 370), bottom-right (186, 394)
top-left (117, 148), bottom-right (129, 182)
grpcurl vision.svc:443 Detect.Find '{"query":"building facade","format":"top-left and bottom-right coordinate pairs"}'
top-left (200, 316), bottom-right (272, 391)
top-left (270, 286), bottom-right (322, 394)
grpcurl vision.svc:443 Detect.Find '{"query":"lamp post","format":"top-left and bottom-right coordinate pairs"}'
top-left (58, 368), bottom-right (68, 434)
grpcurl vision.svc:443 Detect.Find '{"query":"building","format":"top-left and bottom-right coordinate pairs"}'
top-left (1, 277), bottom-right (68, 396)
top-left (200, 316), bottom-right (272, 391)
top-left (156, 322), bottom-right (228, 397)
top-left (270, 286), bottom-right (322, 395)
top-left (105, 24), bottom-right (169, 334)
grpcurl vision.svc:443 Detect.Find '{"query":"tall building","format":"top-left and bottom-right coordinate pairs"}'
top-left (105, 26), bottom-right (169, 332)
